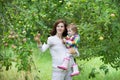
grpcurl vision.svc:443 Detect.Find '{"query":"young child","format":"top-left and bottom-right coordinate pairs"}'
top-left (57, 23), bottom-right (80, 77)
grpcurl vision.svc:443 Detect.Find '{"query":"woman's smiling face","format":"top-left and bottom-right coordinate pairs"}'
top-left (56, 23), bottom-right (65, 35)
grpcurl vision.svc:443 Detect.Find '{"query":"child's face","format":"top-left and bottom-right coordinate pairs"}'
top-left (67, 28), bottom-right (75, 36)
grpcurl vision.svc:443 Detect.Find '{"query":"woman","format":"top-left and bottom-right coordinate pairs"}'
top-left (35, 19), bottom-right (74, 80)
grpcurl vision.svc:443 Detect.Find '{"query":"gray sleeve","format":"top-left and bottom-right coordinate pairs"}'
top-left (37, 37), bottom-right (52, 52)
top-left (38, 43), bottom-right (49, 52)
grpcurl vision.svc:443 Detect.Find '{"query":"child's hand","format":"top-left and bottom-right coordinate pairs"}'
top-left (62, 38), bottom-right (66, 44)
top-left (63, 38), bottom-right (66, 42)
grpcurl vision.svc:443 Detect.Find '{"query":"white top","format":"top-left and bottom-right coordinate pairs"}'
top-left (38, 35), bottom-right (72, 71)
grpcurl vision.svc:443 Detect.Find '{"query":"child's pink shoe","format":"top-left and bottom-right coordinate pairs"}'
top-left (70, 71), bottom-right (80, 77)
top-left (57, 57), bottom-right (70, 70)
top-left (70, 64), bottom-right (80, 77)
top-left (57, 66), bottom-right (67, 70)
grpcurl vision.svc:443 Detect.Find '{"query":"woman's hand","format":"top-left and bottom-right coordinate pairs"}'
top-left (34, 33), bottom-right (41, 45)
top-left (62, 38), bottom-right (66, 44)
top-left (69, 48), bottom-right (76, 54)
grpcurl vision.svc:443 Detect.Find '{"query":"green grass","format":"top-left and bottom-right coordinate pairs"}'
top-left (73, 58), bottom-right (120, 80)
top-left (0, 46), bottom-right (120, 80)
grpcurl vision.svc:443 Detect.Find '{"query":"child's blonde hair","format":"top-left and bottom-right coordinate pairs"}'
top-left (67, 23), bottom-right (78, 34)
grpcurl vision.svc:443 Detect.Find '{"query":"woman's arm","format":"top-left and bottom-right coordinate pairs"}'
top-left (34, 34), bottom-right (50, 52)
top-left (37, 43), bottom-right (49, 52)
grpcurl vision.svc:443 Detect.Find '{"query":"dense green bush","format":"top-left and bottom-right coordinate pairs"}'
top-left (0, 0), bottom-right (120, 71)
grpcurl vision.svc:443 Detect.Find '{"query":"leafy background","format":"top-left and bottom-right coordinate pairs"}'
top-left (0, 0), bottom-right (120, 80)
